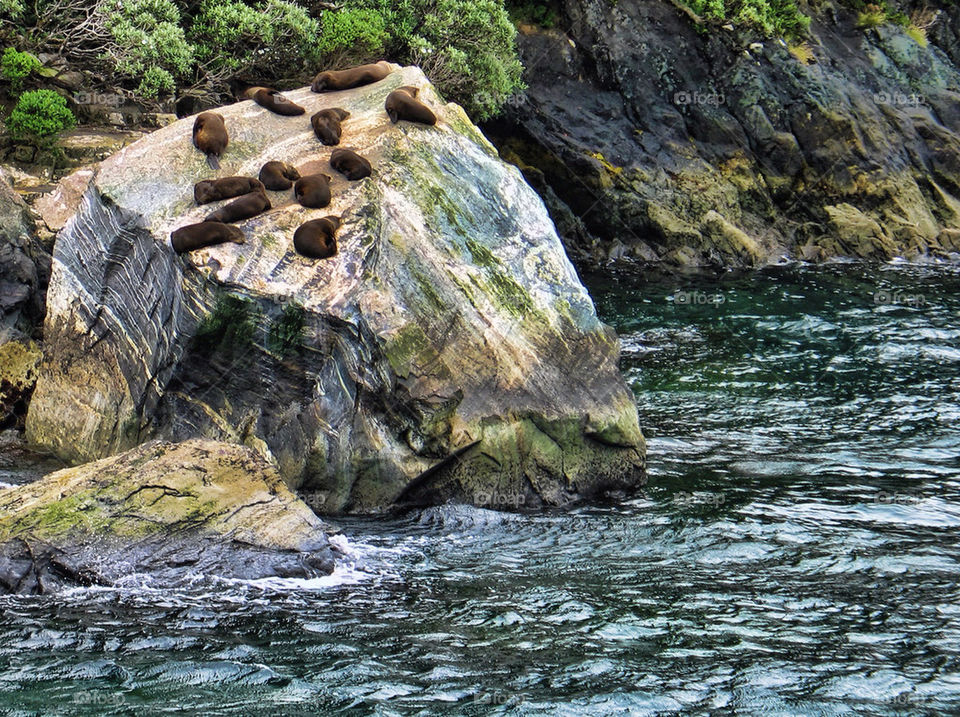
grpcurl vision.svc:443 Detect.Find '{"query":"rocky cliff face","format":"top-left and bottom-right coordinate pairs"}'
top-left (25, 65), bottom-right (645, 514)
top-left (0, 174), bottom-right (48, 343)
top-left (487, 0), bottom-right (960, 267)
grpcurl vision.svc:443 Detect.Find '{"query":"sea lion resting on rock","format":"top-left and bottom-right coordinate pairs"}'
top-left (295, 174), bottom-right (332, 208)
top-left (294, 216), bottom-right (340, 259)
top-left (171, 222), bottom-right (244, 254)
top-left (311, 108), bottom-right (350, 145)
top-left (310, 61), bottom-right (391, 92)
top-left (194, 176), bottom-right (264, 204)
top-left (234, 83), bottom-right (305, 116)
top-left (384, 86), bottom-right (436, 126)
top-left (259, 161), bottom-right (301, 190)
top-left (204, 190), bottom-right (271, 223)
top-left (329, 148), bottom-right (371, 180)
top-left (193, 112), bottom-right (228, 169)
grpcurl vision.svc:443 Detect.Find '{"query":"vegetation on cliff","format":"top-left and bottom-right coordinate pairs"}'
top-left (0, 0), bottom-right (523, 121)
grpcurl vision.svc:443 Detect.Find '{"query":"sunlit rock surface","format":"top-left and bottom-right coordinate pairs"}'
top-left (0, 439), bottom-right (335, 594)
top-left (26, 65), bottom-right (645, 513)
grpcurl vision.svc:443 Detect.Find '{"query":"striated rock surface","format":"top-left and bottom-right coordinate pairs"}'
top-left (25, 65), bottom-right (645, 513)
top-left (0, 439), bottom-right (336, 594)
top-left (487, 0), bottom-right (960, 267)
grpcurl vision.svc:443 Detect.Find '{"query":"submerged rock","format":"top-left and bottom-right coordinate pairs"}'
top-left (0, 439), bottom-right (336, 594)
top-left (25, 65), bottom-right (645, 513)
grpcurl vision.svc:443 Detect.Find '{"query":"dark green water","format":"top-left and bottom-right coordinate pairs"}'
top-left (2, 262), bottom-right (959, 715)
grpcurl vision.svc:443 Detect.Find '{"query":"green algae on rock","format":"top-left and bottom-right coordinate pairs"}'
top-left (25, 65), bottom-right (645, 514)
top-left (0, 439), bottom-right (336, 594)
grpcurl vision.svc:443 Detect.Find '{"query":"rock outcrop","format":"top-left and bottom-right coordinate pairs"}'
top-left (0, 173), bottom-right (49, 342)
top-left (487, 0), bottom-right (960, 267)
top-left (0, 439), bottom-right (336, 594)
top-left (25, 65), bottom-right (646, 513)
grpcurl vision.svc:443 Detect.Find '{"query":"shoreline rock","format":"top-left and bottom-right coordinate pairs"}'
top-left (0, 439), bottom-right (336, 594)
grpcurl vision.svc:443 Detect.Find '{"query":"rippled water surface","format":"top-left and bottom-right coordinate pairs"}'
top-left (2, 262), bottom-right (960, 715)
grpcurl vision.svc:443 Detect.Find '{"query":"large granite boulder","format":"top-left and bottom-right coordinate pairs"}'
top-left (25, 65), bottom-right (645, 514)
top-left (0, 439), bottom-right (336, 594)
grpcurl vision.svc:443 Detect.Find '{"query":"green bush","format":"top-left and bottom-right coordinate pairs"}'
top-left (360, 0), bottom-right (524, 120)
top-left (0, 0), bottom-right (24, 18)
top-left (1, 47), bottom-right (41, 91)
top-left (137, 65), bottom-right (176, 98)
top-left (193, 293), bottom-right (257, 358)
top-left (5, 89), bottom-right (76, 143)
top-left (190, 0), bottom-right (323, 78)
top-left (317, 7), bottom-right (388, 58)
top-left (267, 303), bottom-right (305, 356)
top-left (107, 0), bottom-right (195, 95)
top-left (684, 0), bottom-right (811, 39)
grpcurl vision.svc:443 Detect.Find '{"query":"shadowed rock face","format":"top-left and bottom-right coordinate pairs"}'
top-left (25, 65), bottom-right (646, 514)
top-left (487, 0), bottom-right (960, 267)
top-left (0, 439), bottom-right (335, 594)
top-left (0, 176), bottom-right (49, 343)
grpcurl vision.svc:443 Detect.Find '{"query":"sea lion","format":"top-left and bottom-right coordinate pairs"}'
top-left (171, 222), bottom-right (244, 253)
top-left (329, 148), bottom-right (372, 180)
top-left (203, 189), bottom-right (271, 223)
top-left (294, 216), bottom-right (341, 259)
top-left (259, 161), bottom-right (301, 190)
top-left (310, 61), bottom-right (391, 92)
top-left (311, 108), bottom-right (350, 145)
top-left (194, 176), bottom-right (264, 204)
top-left (193, 112), bottom-right (228, 169)
top-left (385, 86), bottom-right (437, 126)
top-left (231, 80), bottom-right (305, 116)
top-left (294, 174), bottom-right (332, 208)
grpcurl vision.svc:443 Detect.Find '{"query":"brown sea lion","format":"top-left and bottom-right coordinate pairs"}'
top-left (385, 86), bottom-right (437, 126)
top-left (294, 216), bottom-right (341, 259)
top-left (193, 112), bottom-right (228, 169)
top-left (230, 79), bottom-right (305, 116)
top-left (194, 176), bottom-right (264, 204)
top-left (171, 222), bottom-right (244, 253)
top-left (310, 61), bottom-right (391, 92)
top-left (203, 189), bottom-right (271, 223)
top-left (249, 87), bottom-right (305, 116)
top-left (311, 108), bottom-right (350, 145)
top-left (329, 148), bottom-right (372, 180)
top-left (259, 161), bottom-right (301, 190)
top-left (294, 174), bottom-right (332, 208)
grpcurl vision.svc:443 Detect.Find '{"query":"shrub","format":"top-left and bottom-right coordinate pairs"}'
top-left (193, 293), bottom-right (257, 358)
top-left (5, 89), bottom-right (76, 143)
top-left (857, 8), bottom-right (887, 27)
top-left (137, 65), bottom-right (176, 98)
top-left (1, 48), bottom-right (41, 91)
top-left (267, 303), bottom-right (305, 356)
top-left (190, 0), bottom-right (323, 81)
top-left (397, 0), bottom-right (525, 120)
top-left (0, 0), bottom-right (24, 18)
top-left (316, 7), bottom-right (388, 59)
top-left (507, 0), bottom-right (560, 27)
top-left (107, 0), bottom-right (195, 94)
top-left (683, 0), bottom-right (810, 39)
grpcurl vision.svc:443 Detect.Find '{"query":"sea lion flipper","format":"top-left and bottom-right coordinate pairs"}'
top-left (207, 153), bottom-right (221, 170)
